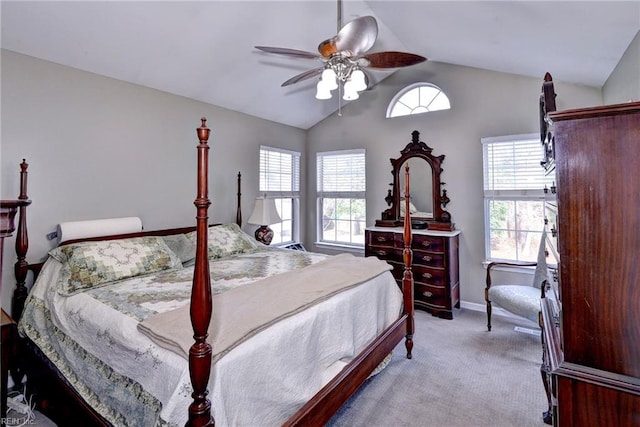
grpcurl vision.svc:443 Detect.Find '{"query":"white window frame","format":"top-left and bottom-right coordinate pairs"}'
top-left (386, 82), bottom-right (451, 118)
top-left (482, 133), bottom-right (555, 263)
top-left (259, 145), bottom-right (301, 246)
top-left (316, 149), bottom-right (366, 249)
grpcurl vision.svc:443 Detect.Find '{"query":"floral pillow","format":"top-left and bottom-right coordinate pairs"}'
top-left (186, 223), bottom-right (260, 259)
top-left (50, 236), bottom-right (183, 296)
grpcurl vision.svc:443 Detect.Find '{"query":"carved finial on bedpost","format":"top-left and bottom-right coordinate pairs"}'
top-left (198, 117), bottom-right (210, 143)
top-left (188, 118), bottom-right (215, 427)
top-left (402, 163), bottom-right (414, 359)
top-left (19, 159), bottom-right (28, 200)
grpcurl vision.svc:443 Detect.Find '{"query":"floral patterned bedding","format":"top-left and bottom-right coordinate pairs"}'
top-left (18, 229), bottom-right (402, 426)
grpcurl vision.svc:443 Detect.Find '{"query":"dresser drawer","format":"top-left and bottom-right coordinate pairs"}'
top-left (412, 250), bottom-right (445, 268)
top-left (410, 234), bottom-right (445, 253)
top-left (415, 283), bottom-right (448, 309)
top-left (412, 265), bottom-right (445, 287)
top-left (368, 246), bottom-right (395, 260)
top-left (367, 231), bottom-right (395, 248)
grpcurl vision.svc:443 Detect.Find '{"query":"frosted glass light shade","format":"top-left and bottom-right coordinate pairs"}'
top-left (316, 81), bottom-right (332, 100)
top-left (320, 68), bottom-right (338, 90)
top-left (351, 69), bottom-right (367, 92)
top-left (343, 80), bottom-right (359, 101)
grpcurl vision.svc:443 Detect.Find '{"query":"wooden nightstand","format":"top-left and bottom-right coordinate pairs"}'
top-left (1, 309), bottom-right (17, 424)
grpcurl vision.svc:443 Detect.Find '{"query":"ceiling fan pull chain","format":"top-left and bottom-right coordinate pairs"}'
top-left (338, 79), bottom-right (343, 117)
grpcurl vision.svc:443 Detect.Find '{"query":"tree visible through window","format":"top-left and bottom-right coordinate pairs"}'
top-left (386, 82), bottom-right (450, 118)
top-left (482, 134), bottom-right (555, 262)
top-left (317, 150), bottom-right (366, 247)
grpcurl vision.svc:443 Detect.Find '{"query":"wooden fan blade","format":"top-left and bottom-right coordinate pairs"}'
top-left (335, 16), bottom-right (378, 56)
top-left (255, 46), bottom-right (319, 60)
top-left (281, 67), bottom-right (324, 87)
top-left (359, 51), bottom-right (427, 69)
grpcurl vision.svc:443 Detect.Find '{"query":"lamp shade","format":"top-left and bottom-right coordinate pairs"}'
top-left (248, 196), bottom-right (281, 226)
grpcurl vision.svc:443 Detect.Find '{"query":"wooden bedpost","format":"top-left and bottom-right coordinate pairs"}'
top-left (236, 172), bottom-right (242, 227)
top-left (11, 160), bottom-right (32, 321)
top-left (187, 118), bottom-right (215, 427)
top-left (402, 163), bottom-right (414, 359)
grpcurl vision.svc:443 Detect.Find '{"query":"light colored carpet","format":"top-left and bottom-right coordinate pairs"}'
top-left (327, 308), bottom-right (548, 427)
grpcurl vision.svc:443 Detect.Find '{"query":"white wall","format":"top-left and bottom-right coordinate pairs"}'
top-left (0, 49), bottom-right (609, 313)
top-left (306, 61), bottom-right (602, 307)
top-left (604, 30), bottom-right (640, 104)
top-left (0, 50), bottom-right (306, 312)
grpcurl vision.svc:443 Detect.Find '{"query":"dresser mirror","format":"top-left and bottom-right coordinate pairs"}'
top-left (376, 130), bottom-right (454, 231)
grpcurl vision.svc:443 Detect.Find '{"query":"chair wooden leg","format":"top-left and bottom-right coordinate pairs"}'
top-left (486, 300), bottom-right (492, 331)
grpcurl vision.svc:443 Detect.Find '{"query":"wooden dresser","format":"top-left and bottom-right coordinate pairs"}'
top-left (365, 226), bottom-right (460, 319)
top-left (540, 101), bottom-right (640, 425)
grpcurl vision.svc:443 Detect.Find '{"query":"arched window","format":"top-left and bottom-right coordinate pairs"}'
top-left (386, 83), bottom-right (451, 118)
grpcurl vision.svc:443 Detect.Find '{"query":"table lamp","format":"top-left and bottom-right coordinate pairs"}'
top-left (248, 195), bottom-right (281, 245)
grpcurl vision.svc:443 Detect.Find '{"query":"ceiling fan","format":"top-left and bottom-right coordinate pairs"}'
top-left (255, 1), bottom-right (426, 102)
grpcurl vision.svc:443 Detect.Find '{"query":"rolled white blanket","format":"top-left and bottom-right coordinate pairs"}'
top-left (57, 217), bottom-right (143, 244)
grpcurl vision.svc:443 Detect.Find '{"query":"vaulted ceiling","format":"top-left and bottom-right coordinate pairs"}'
top-left (2, 1), bottom-right (639, 129)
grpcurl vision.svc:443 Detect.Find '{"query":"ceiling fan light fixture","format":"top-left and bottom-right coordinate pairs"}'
top-left (257, 4), bottom-right (426, 113)
top-left (316, 81), bottom-right (333, 100)
top-left (343, 80), bottom-right (360, 101)
top-left (350, 68), bottom-right (367, 92)
top-left (321, 68), bottom-right (339, 90)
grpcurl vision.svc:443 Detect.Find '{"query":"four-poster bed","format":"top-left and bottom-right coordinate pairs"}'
top-left (6, 117), bottom-right (415, 426)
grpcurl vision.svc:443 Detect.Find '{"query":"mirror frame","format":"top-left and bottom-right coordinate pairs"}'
top-left (376, 130), bottom-right (454, 231)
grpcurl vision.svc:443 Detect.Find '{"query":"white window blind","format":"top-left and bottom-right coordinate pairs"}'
top-left (482, 134), bottom-right (554, 197)
top-left (259, 146), bottom-right (300, 245)
top-left (259, 146), bottom-right (300, 197)
top-left (316, 149), bottom-right (366, 247)
top-left (317, 149), bottom-right (366, 198)
top-left (482, 134), bottom-right (555, 262)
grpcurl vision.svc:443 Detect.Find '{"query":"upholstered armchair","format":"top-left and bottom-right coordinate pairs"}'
top-left (484, 232), bottom-right (548, 331)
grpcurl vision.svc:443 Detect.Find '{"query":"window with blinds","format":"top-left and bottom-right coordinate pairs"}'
top-left (482, 134), bottom-right (555, 262)
top-left (316, 149), bottom-right (366, 247)
top-left (259, 146), bottom-right (300, 245)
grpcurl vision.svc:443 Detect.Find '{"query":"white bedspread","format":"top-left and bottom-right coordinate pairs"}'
top-left (19, 248), bottom-right (403, 426)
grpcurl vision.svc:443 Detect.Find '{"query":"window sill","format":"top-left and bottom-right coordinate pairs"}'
top-left (314, 242), bottom-right (364, 255)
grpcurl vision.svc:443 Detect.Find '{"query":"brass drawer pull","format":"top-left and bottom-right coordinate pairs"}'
top-left (421, 255), bottom-right (432, 262)
top-left (421, 241), bottom-right (432, 247)
top-left (422, 291), bottom-right (433, 298)
top-left (376, 236), bottom-right (388, 242)
top-left (422, 273), bottom-right (433, 279)
top-left (376, 250), bottom-right (388, 256)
